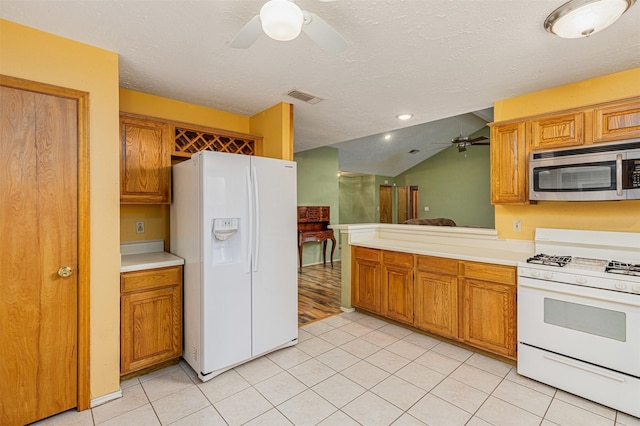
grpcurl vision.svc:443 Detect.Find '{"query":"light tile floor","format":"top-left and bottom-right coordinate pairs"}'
top-left (34, 311), bottom-right (640, 426)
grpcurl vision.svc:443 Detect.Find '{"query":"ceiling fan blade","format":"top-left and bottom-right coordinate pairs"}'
top-left (229, 15), bottom-right (262, 49)
top-left (466, 136), bottom-right (488, 143)
top-left (470, 142), bottom-right (490, 146)
top-left (301, 11), bottom-right (348, 54)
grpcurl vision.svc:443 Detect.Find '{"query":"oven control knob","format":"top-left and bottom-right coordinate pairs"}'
top-left (576, 277), bottom-right (587, 284)
top-left (632, 284), bottom-right (640, 293)
top-left (543, 272), bottom-right (553, 280)
top-left (531, 270), bottom-right (540, 278)
top-left (615, 282), bottom-right (627, 291)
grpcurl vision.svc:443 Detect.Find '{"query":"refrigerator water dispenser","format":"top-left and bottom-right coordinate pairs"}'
top-left (212, 218), bottom-right (240, 264)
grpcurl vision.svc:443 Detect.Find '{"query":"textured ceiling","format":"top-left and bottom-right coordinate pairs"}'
top-left (2, 0), bottom-right (639, 176)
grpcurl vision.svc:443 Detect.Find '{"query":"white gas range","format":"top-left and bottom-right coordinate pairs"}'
top-left (517, 228), bottom-right (640, 418)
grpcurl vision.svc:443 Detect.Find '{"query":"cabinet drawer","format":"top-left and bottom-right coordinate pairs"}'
top-left (460, 261), bottom-right (515, 285)
top-left (121, 266), bottom-right (182, 293)
top-left (382, 250), bottom-right (413, 267)
top-left (353, 246), bottom-right (381, 262)
top-left (416, 255), bottom-right (459, 275)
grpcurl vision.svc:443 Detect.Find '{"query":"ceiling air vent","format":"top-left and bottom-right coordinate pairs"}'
top-left (286, 89), bottom-right (324, 104)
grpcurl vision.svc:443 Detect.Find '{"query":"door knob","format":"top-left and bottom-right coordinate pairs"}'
top-left (58, 266), bottom-right (73, 278)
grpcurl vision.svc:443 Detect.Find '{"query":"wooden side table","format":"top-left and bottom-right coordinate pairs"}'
top-left (297, 206), bottom-right (335, 269)
top-left (298, 230), bottom-right (336, 269)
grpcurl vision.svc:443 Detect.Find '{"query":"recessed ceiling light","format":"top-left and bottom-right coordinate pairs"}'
top-left (384, 134), bottom-right (392, 140)
top-left (544, 0), bottom-right (636, 38)
top-left (396, 113), bottom-right (413, 121)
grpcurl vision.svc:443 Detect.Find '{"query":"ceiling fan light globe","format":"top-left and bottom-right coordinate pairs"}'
top-left (260, 0), bottom-right (304, 41)
top-left (545, 0), bottom-right (634, 38)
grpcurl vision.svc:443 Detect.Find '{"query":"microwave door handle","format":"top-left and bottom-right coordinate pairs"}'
top-left (616, 154), bottom-right (623, 196)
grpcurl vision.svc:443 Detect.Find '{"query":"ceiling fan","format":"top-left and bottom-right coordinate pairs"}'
top-left (229, 0), bottom-right (348, 54)
top-left (451, 135), bottom-right (490, 152)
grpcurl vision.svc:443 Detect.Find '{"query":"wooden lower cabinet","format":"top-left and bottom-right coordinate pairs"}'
top-left (459, 261), bottom-right (517, 358)
top-left (351, 247), bottom-right (382, 314)
top-left (381, 251), bottom-right (414, 325)
top-left (120, 266), bottom-right (183, 375)
top-left (351, 247), bottom-right (517, 360)
top-left (414, 256), bottom-right (459, 339)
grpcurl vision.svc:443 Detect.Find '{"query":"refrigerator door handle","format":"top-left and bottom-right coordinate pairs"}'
top-left (245, 167), bottom-right (253, 274)
top-left (252, 166), bottom-right (260, 273)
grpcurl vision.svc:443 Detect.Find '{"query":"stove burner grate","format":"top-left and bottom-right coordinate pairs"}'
top-left (526, 253), bottom-right (572, 267)
top-left (606, 260), bottom-right (640, 276)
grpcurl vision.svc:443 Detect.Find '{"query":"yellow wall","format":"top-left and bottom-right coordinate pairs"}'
top-left (250, 102), bottom-right (295, 160)
top-left (494, 67), bottom-right (640, 240)
top-left (120, 88), bottom-right (250, 133)
top-left (1, 19), bottom-right (121, 399)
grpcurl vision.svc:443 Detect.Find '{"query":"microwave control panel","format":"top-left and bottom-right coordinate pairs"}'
top-left (625, 159), bottom-right (640, 188)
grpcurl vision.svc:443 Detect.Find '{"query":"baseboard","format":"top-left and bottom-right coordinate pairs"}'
top-left (340, 306), bottom-right (355, 313)
top-left (90, 389), bottom-right (123, 408)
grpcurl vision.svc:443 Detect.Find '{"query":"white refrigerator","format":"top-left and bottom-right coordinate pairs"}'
top-left (170, 151), bottom-right (298, 381)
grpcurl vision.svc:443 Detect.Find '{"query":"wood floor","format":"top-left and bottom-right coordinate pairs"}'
top-left (298, 261), bottom-right (342, 325)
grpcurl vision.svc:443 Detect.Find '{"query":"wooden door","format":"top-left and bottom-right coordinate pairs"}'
top-left (0, 85), bottom-right (79, 424)
top-left (396, 186), bottom-right (409, 224)
top-left (379, 185), bottom-right (392, 223)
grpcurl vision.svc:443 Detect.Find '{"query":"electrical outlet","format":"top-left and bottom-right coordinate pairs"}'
top-left (136, 221), bottom-right (145, 234)
top-left (424, 206), bottom-right (430, 212)
top-left (513, 220), bottom-right (522, 232)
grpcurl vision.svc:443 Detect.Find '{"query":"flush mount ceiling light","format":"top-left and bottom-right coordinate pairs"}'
top-left (260, 0), bottom-right (304, 41)
top-left (544, 0), bottom-right (636, 38)
top-left (396, 113), bottom-right (413, 120)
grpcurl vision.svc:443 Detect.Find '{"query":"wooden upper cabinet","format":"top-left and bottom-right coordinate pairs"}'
top-left (490, 121), bottom-right (529, 205)
top-left (381, 251), bottom-right (414, 325)
top-left (594, 99), bottom-right (640, 143)
top-left (120, 115), bottom-right (172, 204)
top-left (531, 112), bottom-right (585, 150)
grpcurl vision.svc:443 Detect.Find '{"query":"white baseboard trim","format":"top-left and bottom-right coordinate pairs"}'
top-left (340, 306), bottom-right (355, 313)
top-left (90, 389), bottom-right (123, 408)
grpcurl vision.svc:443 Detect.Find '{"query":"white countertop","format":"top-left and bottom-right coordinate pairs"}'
top-left (352, 238), bottom-right (530, 266)
top-left (120, 240), bottom-right (184, 273)
top-left (332, 223), bottom-right (534, 266)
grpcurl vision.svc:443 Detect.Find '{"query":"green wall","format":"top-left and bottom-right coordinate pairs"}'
top-left (295, 147), bottom-right (340, 266)
top-left (395, 127), bottom-right (494, 228)
top-left (339, 174), bottom-right (390, 224)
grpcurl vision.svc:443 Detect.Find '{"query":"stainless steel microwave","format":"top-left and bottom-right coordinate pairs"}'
top-left (529, 140), bottom-right (640, 201)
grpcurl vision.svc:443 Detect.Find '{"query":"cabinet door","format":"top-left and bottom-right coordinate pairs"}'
top-left (121, 284), bottom-right (182, 374)
top-left (120, 115), bottom-right (172, 203)
top-left (460, 278), bottom-right (516, 358)
top-left (381, 251), bottom-right (414, 324)
top-left (414, 271), bottom-right (458, 338)
top-left (531, 112), bottom-right (584, 150)
top-left (594, 100), bottom-right (640, 143)
top-left (490, 122), bottom-right (529, 204)
top-left (351, 247), bottom-right (381, 313)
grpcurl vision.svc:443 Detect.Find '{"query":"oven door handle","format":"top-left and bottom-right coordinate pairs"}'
top-left (616, 153), bottom-right (623, 196)
top-left (543, 354), bottom-right (626, 383)
top-left (519, 278), bottom-right (640, 307)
